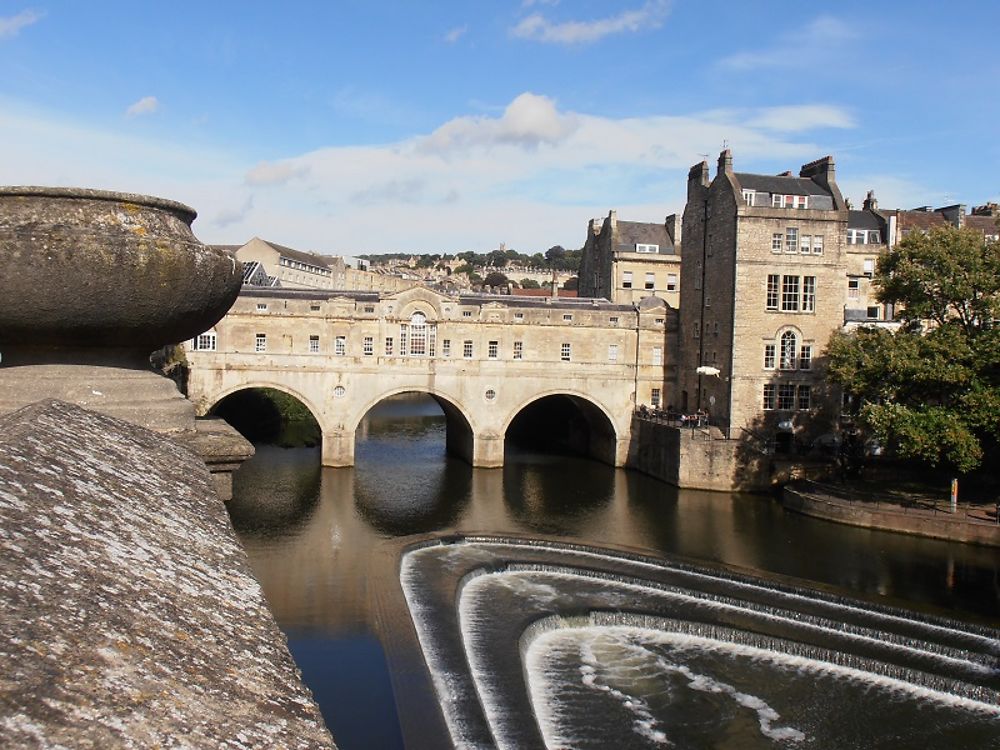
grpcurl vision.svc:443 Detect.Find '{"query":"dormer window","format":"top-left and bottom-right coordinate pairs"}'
top-left (635, 243), bottom-right (659, 253)
top-left (772, 194), bottom-right (808, 209)
top-left (742, 189), bottom-right (756, 206)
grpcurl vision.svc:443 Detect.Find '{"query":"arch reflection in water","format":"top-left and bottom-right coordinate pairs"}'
top-left (226, 444), bottom-right (322, 538)
top-left (400, 537), bottom-right (1000, 750)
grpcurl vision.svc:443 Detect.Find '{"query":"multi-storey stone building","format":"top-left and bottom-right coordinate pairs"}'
top-left (578, 210), bottom-right (682, 308)
top-left (677, 151), bottom-right (849, 448)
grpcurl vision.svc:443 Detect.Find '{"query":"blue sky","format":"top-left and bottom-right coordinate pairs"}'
top-left (2, 1), bottom-right (997, 254)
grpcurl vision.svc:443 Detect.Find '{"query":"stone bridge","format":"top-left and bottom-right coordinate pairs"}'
top-left (186, 285), bottom-right (675, 468)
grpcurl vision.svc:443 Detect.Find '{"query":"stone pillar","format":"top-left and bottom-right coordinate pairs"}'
top-left (473, 432), bottom-right (505, 468)
top-left (322, 430), bottom-right (356, 467)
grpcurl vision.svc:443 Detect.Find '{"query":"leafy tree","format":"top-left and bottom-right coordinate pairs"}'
top-left (827, 226), bottom-right (1000, 472)
top-left (545, 245), bottom-right (566, 266)
top-left (454, 263), bottom-right (475, 276)
top-left (483, 271), bottom-right (509, 289)
top-left (520, 278), bottom-right (541, 289)
top-left (562, 276), bottom-right (579, 291)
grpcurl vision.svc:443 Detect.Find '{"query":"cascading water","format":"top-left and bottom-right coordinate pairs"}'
top-left (401, 537), bottom-right (1000, 750)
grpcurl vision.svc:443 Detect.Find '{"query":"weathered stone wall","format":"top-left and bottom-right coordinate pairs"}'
top-left (0, 400), bottom-right (335, 749)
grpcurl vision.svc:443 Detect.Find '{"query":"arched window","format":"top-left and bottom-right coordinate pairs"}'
top-left (400, 311), bottom-right (436, 357)
top-left (780, 330), bottom-right (797, 370)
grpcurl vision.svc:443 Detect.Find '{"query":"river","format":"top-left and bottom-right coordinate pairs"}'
top-left (226, 394), bottom-right (1000, 749)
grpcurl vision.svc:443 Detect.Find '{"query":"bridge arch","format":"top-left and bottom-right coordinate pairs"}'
top-left (204, 382), bottom-right (327, 446)
top-left (503, 390), bottom-right (621, 465)
top-left (351, 387), bottom-right (477, 465)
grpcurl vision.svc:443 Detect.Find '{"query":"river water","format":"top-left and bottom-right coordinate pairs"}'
top-left (226, 395), bottom-right (1000, 749)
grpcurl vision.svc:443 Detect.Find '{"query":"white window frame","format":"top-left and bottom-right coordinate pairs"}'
top-left (488, 340), bottom-right (499, 359)
top-left (463, 340), bottom-right (473, 359)
top-left (652, 346), bottom-right (662, 366)
top-left (193, 331), bottom-right (217, 351)
top-left (560, 343), bottom-right (571, 362)
top-left (608, 344), bottom-right (619, 362)
top-left (363, 336), bottom-right (374, 356)
top-left (622, 271), bottom-right (633, 289)
top-left (636, 243), bottom-right (659, 253)
top-left (513, 341), bottom-right (523, 360)
top-left (255, 333), bottom-right (266, 352)
top-left (309, 335), bottom-right (320, 354)
top-left (334, 336), bottom-right (346, 356)
top-left (644, 272), bottom-right (655, 290)
top-left (666, 273), bottom-right (678, 291)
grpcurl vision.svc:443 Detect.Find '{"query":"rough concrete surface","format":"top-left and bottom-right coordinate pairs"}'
top-left (0, 400), bottom-right (335, 749)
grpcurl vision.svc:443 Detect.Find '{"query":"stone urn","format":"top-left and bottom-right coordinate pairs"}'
top-left (0, 186), bottom-right (242, 433)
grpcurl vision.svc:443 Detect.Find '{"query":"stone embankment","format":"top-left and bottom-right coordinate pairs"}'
top-left (0, 400), bottom-right (336, 749)
top-left (783, 480), bottom-right (1000, 547)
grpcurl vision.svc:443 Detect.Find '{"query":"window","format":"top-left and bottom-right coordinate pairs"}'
top-left (609, 316), bottom-right (619, 326)
top-left (802, 276), bottom-right (816, 312)
top-left (404, 312), bottom-right (429, 356)
top-left (463, 310), bottom-right (473, 318)
top-left (193, 331), bottom-right (217, 351)
top-left (771, 233), bottom-right (783, 253)
top-left (364, 305), bottom-right (375, 313)
top-left (488, 340), bottom-right (499, 359)
top-left (800, 234), bottom-right (812, 254)
top-left (485, 389), bottom-right (496, 401)
top-left (812, 236), bottom-right (824, 255)
top-left (797, 385), bottom-right (812, 410)
top-left (644, 272), bottom-right (655, 290)
top-left (652, 346), bottom-right (662, 366)
top-left (636, 243), bottom-right (659, 253)
top-left (363, 336), bottom-right (374, 356)
top-left (334, 385), bottom-right (346, 398)
top-left (694, 321), bottom-right (700, 339)
top-left (463, 340), bottom-right (473, 358)
top-left (782, 275), bottom-right (800, 311)
top-left (766, 274), bottom-right (780, 310)
top-left (384, 337), bottom-right (394, 355)
top-left (713, 321), bottom-right (719, 336)
top-left (666, 273), bottom-right (678, 291)
top-left (514, 312), bottom-right (524, 321)
top-left (742, 189), bottom-right (755, 206)
top-left (651, 388), bottom-right (662, 408)
top-left (442, 339), bottom-right (451, 357)
top-left (335, 336), bottom-right (346, 356)
top-left (785, 227), bottom-right (799, 253)
top-left (563, 314), bottom-right (573, 322)
top-left (656, 317), bottom-right (665, 325)
top-left (868, 231), bottom-right (881, 244)
top-left (867, 305), bottom-right (881, 320)
top-left (704, 295), bottom-right (712, 308)
top-left (777, 384), bottom-right (796, 410)
top-left (799, 345), bottom-right (812, 370)
top-left (763, 384), bottom-right (775, 410)
top-left (764, 344), bottom-right (775, 370)
top-left (255, 333), bottom-right (266, 352)
top-left (848, 278), bottom-right (860, 298)
top-left (309, 335), bottom-right (320, 353)
top-left (608, 344), bottom-right (619, 362)
top-left (256, 303), bottom-right (268, 312)
top-left (780, 331), bottom-right (797, 370)
top-left (310, 304), bottom-right (321, 312)
top-left (848, 228), bottom-right (880, 245)
top-left (560, 343), bottom-right (571, 361)
top-left (622, 271), bottom-right (633, 289)
top-left (513, 341), bottom-right (523, 360)
top-left (772, 194), bottom-right (808, 209)
top-left (863, 258), bottom-right (875, 276)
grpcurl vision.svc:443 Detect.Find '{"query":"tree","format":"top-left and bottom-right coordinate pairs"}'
top-left (520, 278), bottom-right (541, 289)
top-left (562, 276), bottom-right (579, 291)
top-left (827, 226), bottom-right (1000, 473)
top-left (545, 245), bottom-right (566, 266)
top-left (483, 271), bottom-right (509, 289)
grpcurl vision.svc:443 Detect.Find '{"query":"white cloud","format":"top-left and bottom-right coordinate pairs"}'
top-left (0, 92), bottom-right (859, 253)
top-left (444, 25), bottom-right (467, 43)
top-left (719, 15), bottom-right (858, 70)
top-left (512, 0), bottom-right (670, 45)
top-left (746, 105), bottom-right (856, 132)
top-left (125, 96), bottom-right (160, 117)
top-left (0, 9), bottom-right (44, 39)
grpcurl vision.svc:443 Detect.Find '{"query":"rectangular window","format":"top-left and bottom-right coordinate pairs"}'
top-left (608, 344), bottom-right (619, 362)
top-left (766, 274), bottom-right (780, 310)
top-left (560, 343), bottom-right (571, 362)
top-left (310, 304), bottom-right (321, 312)
top-left (799, 345), bottom-right (812, 370)
top-left (255, 333), bottom-right (266, 352)
top-left (798, 385), bottom-right (812, 411)
top-left (785, 227), bottom-right (798, 253)
top-left (463, 340), bottom-right (473, 358)
top-left (812, 235), bottom-right (824, 255)
top-left (364, 305), bottom-right (375, 313)
top-left (713, 321), bottom-right (719, 336)
top-left (644, 272), bottom-right (655, 290)
top-left (442, 339), bottom-right (451, 357)
top-left (781, 275), bottom-right (800, 311)
top-left (802, 276), bottom-right (816, 312)
top-left (335, 336), bottom-right (346, 356)
top-left (848, 278), bottom-right (860, 298)
top-left (867, 305), bottom-right (881, 319)
top-left (622, 271), bottom-right (633, 289)
top-left (777, 384), bottom-right (796, 410)
top-left (868, 231), bottom-right (881, 244)
top-left (384, 337), bottom-right (394, 356)
top-left (666, 273), bottom-right (678, 291)
top-left (309, 335), bottom-right (320, 353)
top-left (771, 233), bottom-right (783, 253)
top-left (256, 303), bottom-right (268, 312)
top-left (742, 189), bottom-right (755, 205)
top-left (488, 340), bottom-right (499, 359)
top-left (513, 341), bottom-right (523, 360)
top-left (800, 234), bottom-right (812, 254)
top-left (563, 313), bottom-right (573, 322)
top-left (694, 321), bottom-right (700, 339)
top-left (764, 344), bottom-right (775, 370)
top-left (651, 388), bottom-right (662, 408)
top-left (363, 336), bottom-right (374, 356)
top-left (194, 332), bottom-right (217, 351)
top-left (652, 346), bottom-right (662, 366)
top-left (609, 316), bottom-right (619, 326)
top-left (863, 258), bottom-right (875, 276)
top-left (771, 194), bottom-right (783, 208)
top-left (463, 310), bottom-right (473, 318)
top-left (636, 243), bottom-right (659, 253)
top-left (763, 384), bottom-right (775, 410)
top-left (514, 312), bottom-right (524, 321)
top-left (704, 295), bottom-right (711, 308)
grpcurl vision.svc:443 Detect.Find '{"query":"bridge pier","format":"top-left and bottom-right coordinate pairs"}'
top-left (472, 433), bottom-right (504, 469)
top-left (322, 430), bottom-right (355, 467)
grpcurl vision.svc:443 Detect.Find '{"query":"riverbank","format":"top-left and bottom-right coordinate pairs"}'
top-left (783, 479), bottom-right (1000, 547)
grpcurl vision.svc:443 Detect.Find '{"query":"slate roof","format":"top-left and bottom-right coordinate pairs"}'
top-left (615, 221), bottom-right (674, 253)
top-left (965, 214), bottom-right (999, 235)
top-left (894, 210), bottom-right (949, 231)
top-left (259, 238), bottom-right (335, 269)
top-left (734, 173), bottom-right (832, 197)
top-left (848, 210), bottom-right (883, 230)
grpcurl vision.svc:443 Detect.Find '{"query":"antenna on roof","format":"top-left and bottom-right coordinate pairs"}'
top-left (722, 139), bottom-right (729, 149)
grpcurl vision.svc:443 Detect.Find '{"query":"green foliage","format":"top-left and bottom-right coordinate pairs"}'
top-left (483, 271), bottom-right (509, 289)
top-left (562, 276), bottom-right (579, 291)
top-left (520, 278), bottom-right (541, 289)
top-left (827, 226), bottom-right (1000, 473)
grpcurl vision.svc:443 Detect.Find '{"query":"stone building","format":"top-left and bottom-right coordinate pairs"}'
top-left (578, 210), bottom-right (682, 308)
top-left (678, 151), bottom-right (849, 449)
